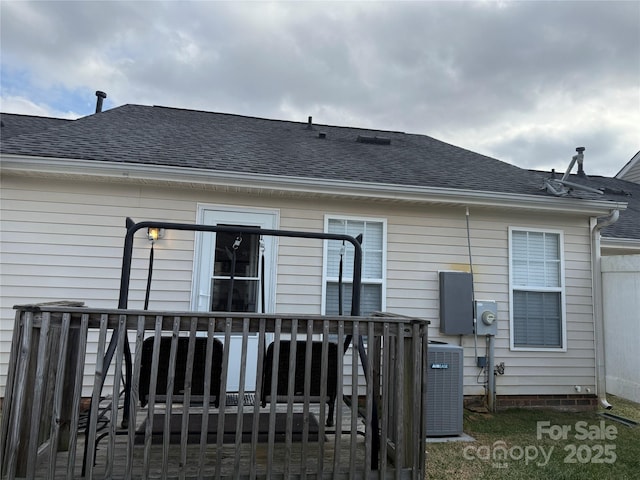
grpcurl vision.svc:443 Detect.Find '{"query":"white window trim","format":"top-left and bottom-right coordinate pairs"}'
top-left (508, 226), bottom-right (567, 352)
top-left (321, 214), bottom-right (387, 316)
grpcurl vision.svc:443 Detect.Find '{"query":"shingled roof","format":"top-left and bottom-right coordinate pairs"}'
top-left (1, 104), bottom-right (637, 242)
top-left (0, 113), bottom-right (71, 140)
top-left (1, 104), bottom-right (554, 197)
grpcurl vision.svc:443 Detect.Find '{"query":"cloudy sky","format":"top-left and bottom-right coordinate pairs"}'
top-left (1, 1), bottom-right (638, 176)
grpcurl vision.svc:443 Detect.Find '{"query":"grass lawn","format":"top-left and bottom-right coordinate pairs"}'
top-left (426, 395), bottom-right (640, 480)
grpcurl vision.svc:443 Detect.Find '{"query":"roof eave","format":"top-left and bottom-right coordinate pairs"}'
top-left (1, 154), bottom-right (628, 215)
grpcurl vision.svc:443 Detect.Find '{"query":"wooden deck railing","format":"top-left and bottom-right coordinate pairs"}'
top-left (1, 304), bottom-right (428, 479)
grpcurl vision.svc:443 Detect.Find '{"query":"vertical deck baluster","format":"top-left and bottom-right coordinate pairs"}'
top-left (142, 316), bottom-right (163, 478)
top-left (85, 314), bottom-right (109, 479)
top-left (318, 323), bottom-right (329, 433)
top-left (411, 322), bottom-right (422, 478)
top-left (161, 317), bottom-right (181, 479)
top-left (4, 310), bottom-right (33, 479)
top-left (178, 317), bottom-right (198, 477)
top-left (266, 317), bottom-right (282, 476)
top-left (125, 315), bottom-right (146, 479)
top-left (197, 317), bottom-right (215, 479)
top-left (25, 311), bottom-right (51, 479)
top-left (395, 323), bottom-right (405, 480)
top-left (67, 313), bottom-right (89, 479)
top-left (316, 320), bottom-right (329, 477)
top-left (312, 324), bottom-right (333, 436)
top-left (420, 321), bottom-right (429, 479)
top-left (379, 321), bottom-right (390, 475)
top-left (250, 317), bottom-right (267, 480)
top-left (214, 316), bottom-right (232, 480)
top-left (233, 317), bottom-right (251, 476)
top-left (47, 312), bottom-right (71, 478)
top-left (387, 323), bottom-right (397, 477)
top-left (363, 321), bottom-right (376, 478)
top-left (105, 314), bottom-right (128, 479)
top-left (332, 320), bottom-right (345, 475)
top-left (349, 322), bottom-right (359, 476)
top-left (283, 318), bottom-right (298, 479)
top-left (300, 318), bottom-right (314, 479)
top-left (0, 309), bottom-right (24, 475)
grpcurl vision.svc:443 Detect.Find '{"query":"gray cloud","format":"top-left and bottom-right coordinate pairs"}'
top-left (1, 1), bottom-right (638, 176)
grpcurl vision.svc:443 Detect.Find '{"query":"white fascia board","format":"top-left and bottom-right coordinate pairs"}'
top-left (1, 154), bottom-right (628, 215)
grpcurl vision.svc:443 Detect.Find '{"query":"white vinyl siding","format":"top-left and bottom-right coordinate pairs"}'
top-left (617, 155), bottom-right (640, 184)
top-left (1, 173), bottom-right (596, 399)
top-left (323, 216), bottom-right (386, 316)
top-left (510, 228), bottom-right (566, 350)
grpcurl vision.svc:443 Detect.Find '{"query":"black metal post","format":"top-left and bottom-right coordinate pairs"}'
top-left (117, 219), bottom-right (363, 314)
top-left (84, 218), bottom-right (369, 474)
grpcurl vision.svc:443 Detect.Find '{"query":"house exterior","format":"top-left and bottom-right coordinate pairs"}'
top-left (556, 168), bottom-right (640, 403)
top-left (616, 150), bottom-right (640, 184)
top-left (0, 105), bottom-right (633, 410)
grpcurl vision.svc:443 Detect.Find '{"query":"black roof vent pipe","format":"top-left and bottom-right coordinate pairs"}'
top-left (95, 91), bottom-right (107, 113)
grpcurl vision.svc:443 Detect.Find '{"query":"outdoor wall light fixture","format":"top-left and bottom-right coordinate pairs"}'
top-left (147, 227), bottom-right (165, 243)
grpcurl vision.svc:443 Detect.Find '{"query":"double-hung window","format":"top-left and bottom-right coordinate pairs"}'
top-left (509, 228), bottom-right (565, 350)
top-left (323, 216), bottom-right (386, 316)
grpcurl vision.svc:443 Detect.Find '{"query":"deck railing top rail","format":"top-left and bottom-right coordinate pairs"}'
top-left (12, 305), bottom-right (426, 334)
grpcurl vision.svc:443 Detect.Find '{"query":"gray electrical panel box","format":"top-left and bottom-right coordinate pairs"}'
top-left (439, 271), bottom-right (474, 335)
top-left (475, 300), bottom-right (498, 336)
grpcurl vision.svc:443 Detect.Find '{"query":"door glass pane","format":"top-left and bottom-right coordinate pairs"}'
top-left (211, 279), bottom-right (258, 312)
top-left (213, 230), bottom-right (259, 277)
top-left (211, 225), bottom-right (260, 312)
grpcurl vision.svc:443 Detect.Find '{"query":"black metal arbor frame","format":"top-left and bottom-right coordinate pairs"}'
top-left (84, 218), bottom-right (381, 472)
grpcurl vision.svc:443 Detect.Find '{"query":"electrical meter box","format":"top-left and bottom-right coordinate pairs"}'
top-left (475, 300), bottom-right (498, 336)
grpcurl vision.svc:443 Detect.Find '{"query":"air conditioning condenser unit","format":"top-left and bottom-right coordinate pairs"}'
top-left (426, 342), bottom-right (464, 436)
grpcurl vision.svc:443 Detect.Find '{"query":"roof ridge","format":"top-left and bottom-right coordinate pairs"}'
top-left (149, 104), bottom-right (407, 135)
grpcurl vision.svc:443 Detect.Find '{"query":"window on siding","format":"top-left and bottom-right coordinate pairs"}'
top-left (510, 229), bottom-right (564, 349)
top-left (324, 218), bottom-right (385, 316)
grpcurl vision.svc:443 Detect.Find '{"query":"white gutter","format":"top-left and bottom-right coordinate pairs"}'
top-left (0, 155), bottom-right (628, 215)
top-left (591, 209), bottom-right (620, 410)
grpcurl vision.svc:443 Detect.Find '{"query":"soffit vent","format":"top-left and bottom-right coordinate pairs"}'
top-left (357, 135), bottom-right (391, 145)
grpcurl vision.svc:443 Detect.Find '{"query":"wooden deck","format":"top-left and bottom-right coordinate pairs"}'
top-left (40, 403), bottom-right (375, 479)
top-left (1, 306), bottom-right (429, 479)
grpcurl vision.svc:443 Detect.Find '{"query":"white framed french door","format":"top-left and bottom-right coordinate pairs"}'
top-left (192, 205), bottom-right (278, 391)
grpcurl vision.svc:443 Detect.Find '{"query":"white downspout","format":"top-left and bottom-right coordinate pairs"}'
top-left (591, 209), bottom-right (619, 410)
